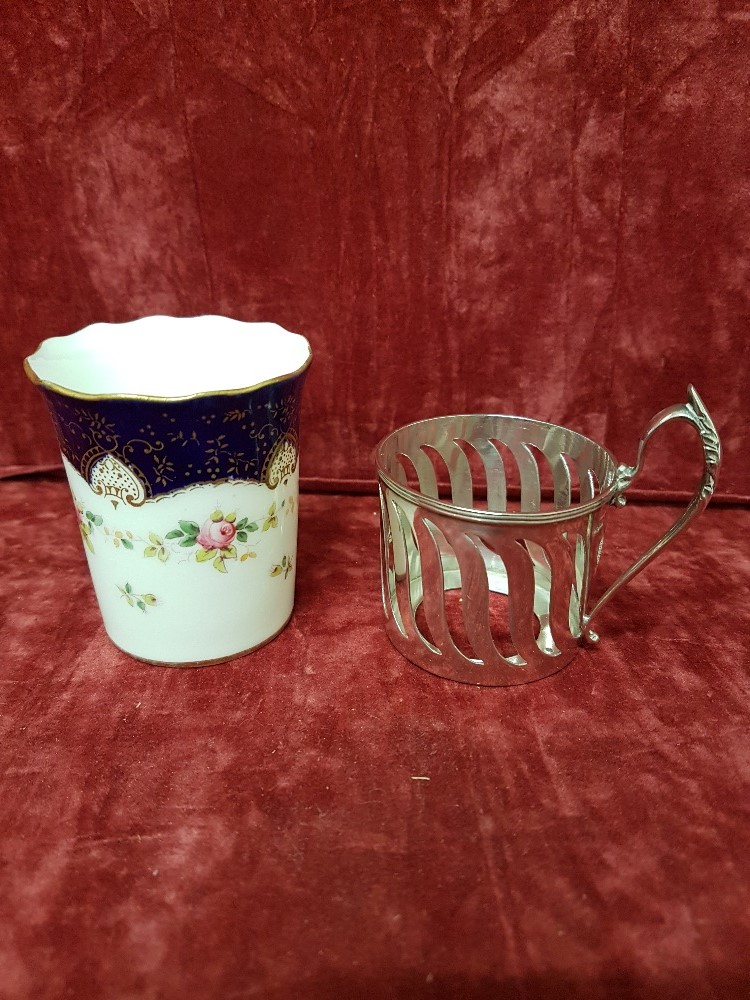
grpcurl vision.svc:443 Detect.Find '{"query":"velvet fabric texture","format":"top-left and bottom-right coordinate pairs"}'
top-left (1, 1), bottom-right (748, 498)
top-left (2, 2), bottom-right (749, 998)
top-left (1, 478), bottom-right (749, 999)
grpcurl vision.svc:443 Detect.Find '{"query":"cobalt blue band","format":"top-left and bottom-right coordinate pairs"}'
top-left (42, 373), bottom-right (305, 501)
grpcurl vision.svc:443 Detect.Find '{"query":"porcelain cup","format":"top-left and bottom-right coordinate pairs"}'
top-left (25, 316), bottom-right (311, 666)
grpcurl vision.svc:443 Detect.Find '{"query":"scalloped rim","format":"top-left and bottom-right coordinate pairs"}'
top-left (24, 315), bottom-right (312, 402)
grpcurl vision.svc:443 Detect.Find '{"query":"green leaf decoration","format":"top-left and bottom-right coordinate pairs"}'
top-left (158, 548), bottom-right (169, 563)
top-left (148, 532), bottom-right (162, 546)
top-left (223, 545), bottom-right (237, 560)
top-left (240, 552), bottom-right (257, 561)
top-left (196, 547), bottom-right (214, 562)
top-left (92, 515), bottom-right (103, 526)
top-left (121, 538), bottom-right (134, 550)
top-left (236, 531), bottom-right (248, 542)
top-left (144, 546), bottom-right (158, 558)
top-left (213, 554), bottom-right (228, 573)
top-left (210, 510), bottom-right (224, 523)
top-left (236, 518), bottom-right (248, 530)
top-left (225, 512), bottom-right (236, 523)
top-left (86, 511), bottom-right (95, 522)
top-left (282, 556), bottom-right (288, 567)
top-left (118, 585), bottom-right (157, 612)
top-left (81, 529), bottom-right (94, 554)
top-left (165, 529), bottom-right (183, 539)
top-left (179, 537), bottom-right (197, 548)
top-left (270, 565), bottom-right (283, 577)
top-left (263, 504), bottom-right (278, 531)
top-left (246, 522), bottom-right (259, 533)
top-left (179, 520), bottom-right (200, 536)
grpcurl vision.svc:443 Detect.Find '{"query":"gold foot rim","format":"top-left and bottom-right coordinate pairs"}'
top-left (108, 612), bottom-right (294, 668)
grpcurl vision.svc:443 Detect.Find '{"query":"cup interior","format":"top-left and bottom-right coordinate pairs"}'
top-left (25, 316), bottom-right (311, 399)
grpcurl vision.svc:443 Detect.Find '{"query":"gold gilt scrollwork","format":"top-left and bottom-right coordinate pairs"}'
top-left (85, 453), bottom-right (149, 508)
top-left (263, 433), bottom-right (299, 488)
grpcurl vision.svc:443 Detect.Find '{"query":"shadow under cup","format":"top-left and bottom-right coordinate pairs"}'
top-left (25, 316), bottom-right (311, 666)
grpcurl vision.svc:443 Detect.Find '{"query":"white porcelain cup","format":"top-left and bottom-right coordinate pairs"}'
top-left (25, 316), bottom-right (311, 666)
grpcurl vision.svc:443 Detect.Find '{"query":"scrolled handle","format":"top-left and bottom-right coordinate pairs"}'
top-left (584, 386), bottom-right (720, 631)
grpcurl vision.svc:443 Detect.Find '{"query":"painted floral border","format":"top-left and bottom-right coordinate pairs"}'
top-left (75, 499), bottom-right (295, 577)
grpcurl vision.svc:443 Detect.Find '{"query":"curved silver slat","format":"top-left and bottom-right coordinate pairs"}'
top-left (544, 535), bottom-right (578, 660)
top-left (455, 437), bottom-right (507, 512)
top-left (428, 441), bottom-right (474, 509)
top-left (414, 516), bottom-right (478, 668)
top-left (392, 453), bottom-right (411, 487)
top-left (417, 518), bottom-right (542, 686)
top-left (410, 449), bottom-right (439, 499)
top-left (497, 538), bottom-right (546, 668)
top-left (488, 437), bottom-right (521, 509)
top-left (379, 488), bottom-right (407, 638)
top-left (391, 498), bottom-right (432, 648)
top-left (544, 451), bottom-right (572, 509)
top-left (573, 458), bottom-right (596, 503)
top-left (449, 530), bottom-right (511, 669)
top-left (512, 442), bottom-right (542, 513)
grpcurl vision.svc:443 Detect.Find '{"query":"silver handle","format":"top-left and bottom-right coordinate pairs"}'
top-left (584, 386), bottom-right (721, 632)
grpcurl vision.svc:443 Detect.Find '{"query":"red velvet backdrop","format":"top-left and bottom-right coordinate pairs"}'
top-left (1, 2), bottom-right (748, 497)
top-left (2, 6), bottom-right (750, 1000)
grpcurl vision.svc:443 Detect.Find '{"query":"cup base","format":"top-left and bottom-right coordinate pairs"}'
top-left (108, 612), bottom-right (294, 668)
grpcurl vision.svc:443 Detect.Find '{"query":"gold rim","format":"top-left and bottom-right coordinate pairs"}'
top-left (23, 348), bottom-right (312, 403)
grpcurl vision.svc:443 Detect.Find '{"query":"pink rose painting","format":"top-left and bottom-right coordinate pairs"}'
top-left (165, 508), bottom-right (275, 573)
top-left (197, 516), bottom-right (237, 551)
